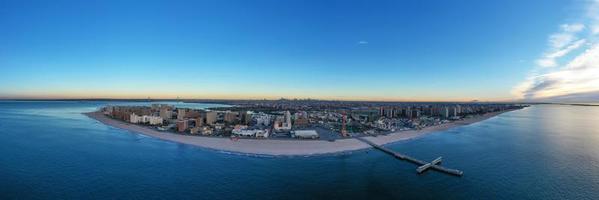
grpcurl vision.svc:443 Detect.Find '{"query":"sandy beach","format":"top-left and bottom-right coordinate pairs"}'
top-left (84, 109), bottom-right (515, 156)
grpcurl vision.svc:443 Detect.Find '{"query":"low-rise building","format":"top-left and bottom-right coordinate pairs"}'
top-left (292, 130), bottom-right (319, 139)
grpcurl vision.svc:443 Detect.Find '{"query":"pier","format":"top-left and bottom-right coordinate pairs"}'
top-left (356, 137), bottom-right (463, 176)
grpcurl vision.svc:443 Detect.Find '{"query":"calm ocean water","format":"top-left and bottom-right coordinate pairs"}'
top-left (0, 101), bottom-right (598, 199)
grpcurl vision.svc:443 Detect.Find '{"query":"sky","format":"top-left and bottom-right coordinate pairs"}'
top-left (1, 0), bottom-right (598, 102)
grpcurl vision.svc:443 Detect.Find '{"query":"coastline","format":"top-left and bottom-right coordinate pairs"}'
top-left (84, 109), bottom-right (516, 156)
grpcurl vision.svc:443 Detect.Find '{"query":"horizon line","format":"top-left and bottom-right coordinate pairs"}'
top-left (0, 97), bottom-right (535, 104)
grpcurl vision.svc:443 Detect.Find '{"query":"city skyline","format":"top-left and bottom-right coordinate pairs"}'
top-left (1, 0), bottom-right (599, 102)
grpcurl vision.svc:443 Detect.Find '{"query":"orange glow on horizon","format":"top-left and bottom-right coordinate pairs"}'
top-left (0, 90), bottom-right (515, 102)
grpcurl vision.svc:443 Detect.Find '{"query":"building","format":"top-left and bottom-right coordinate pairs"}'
top-left (293, 117), bottom-right (309, 127)
top-left (293, 130), bottom-right (319, 139)
top-left (273, 111), bottom-right (292, 131)
top-left (103, 106), bottom-right (114, 115)
top-left (190, 127), bottom-right (201, 135)
top-left (159, 107), bottom-right (172, 120)
top-left (232, 126), bottom-right (270, 138)
top-left (205, 112), bottom-right (217, 125)
top-left (442, 107), bottom-right (450, 118)
top-left (148, 116), bottom-right (163, 125)
top-left (241, 111), bottom-right (252, 125)
top-left (255, 129), bottom-right (269, 138)
top-left (186, 110), bottom-right (202, 118)
top-left (177, 109), bottom-right (186, 120)
top-left (177, 120), bottom-right (188, 132)
top-left (130, 113), bottom-right (142, 124)
top-left (253, 113), bottom-right (272, 126)
top-left (194, 117), bottom-right (204, 127)
top-left (224, 111), bottom-right (239, 123)
top-left (200, 127), bottom-right (213, 135)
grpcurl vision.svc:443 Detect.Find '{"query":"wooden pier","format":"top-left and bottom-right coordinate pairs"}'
top-left (356, 137), bottom-right (463, 176)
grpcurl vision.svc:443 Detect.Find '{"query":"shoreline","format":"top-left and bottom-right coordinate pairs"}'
top-left (84, 109), bottom-right (517, 156)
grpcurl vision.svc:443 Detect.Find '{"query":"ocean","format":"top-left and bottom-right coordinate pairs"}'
top-left (0, 101), bottom-right (598, 199)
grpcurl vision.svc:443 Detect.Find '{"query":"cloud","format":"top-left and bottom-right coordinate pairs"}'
top-left (560, 23), bottom-right (585, 33)
top-left (357, 41), bottom-right (368, 45)
top-left (514, 43), bottom-right (599, 100)
top-left (535, 24), bottom-right (586, 68)
top-left (531, 91), bottom-right (599, 103)
top-left (593, 25), bottom-right (599, 35)
top-left (536, 39), bottom-right (586, 67)
top-left (513, 1), bottom-right (599, 101)
top-left (549, 32), bottom-right (576, 49)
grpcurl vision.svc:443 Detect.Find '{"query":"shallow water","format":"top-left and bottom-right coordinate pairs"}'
top-left (0, 101), bottom-right (598, 199)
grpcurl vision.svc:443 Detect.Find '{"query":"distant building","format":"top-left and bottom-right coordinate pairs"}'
top-left (442, 107), bottom-right (450, 118)
top-left (103, 106), bottom-right (114, 115)
top-left (449, 106), bottom-right (457, 117)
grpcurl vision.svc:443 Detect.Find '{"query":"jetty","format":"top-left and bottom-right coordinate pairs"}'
top-left (356, 137), bottom-right (463, 176)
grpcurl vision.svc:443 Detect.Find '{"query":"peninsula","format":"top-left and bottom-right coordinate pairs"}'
top-left (85, 100), bottom-right (526, 156)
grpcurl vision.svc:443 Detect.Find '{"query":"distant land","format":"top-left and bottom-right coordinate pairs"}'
top-left (0, 98), bottom-right (596, 106)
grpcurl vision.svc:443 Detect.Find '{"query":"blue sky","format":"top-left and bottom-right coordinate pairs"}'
top-left (1, 0), bottom-right (596, 101)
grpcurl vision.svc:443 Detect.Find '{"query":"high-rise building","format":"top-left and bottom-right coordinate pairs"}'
top-left (274, 111), bottom-right (292, 131)
top-left (442, 107), bottom-right (450, 118)
top-left (177, 109), bottom-right (186, 120)
top-left (160, 107), bottom-right (172, 120)
top-left (241, 111), bottom-right (252, 125)
top-left (205, 112), bottom-right (217, 125)
top-left (224, 111), bottom-right (239, 123)
top-left (194, 117), bottom-right (204, 127)
top-left (284, 111), bottom-right (291, 126)
top-left (449, 106), bottom-right (457, 117)
top-left (177, 120), bottom-right (188, 132)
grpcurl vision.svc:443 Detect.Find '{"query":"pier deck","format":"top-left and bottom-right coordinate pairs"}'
top-left (356, 137), bottom-right (463, 176)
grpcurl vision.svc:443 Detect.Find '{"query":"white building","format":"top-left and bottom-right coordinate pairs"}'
top-left (274, 111), bottom-right (292, 131)
top-left (293, 130), bottom-right (319, 139)
top-left (130, 113), bottom-right (142, 124)
top-left (232, 129), bottom-right (270, 138)
top-left (129, 113), bottom-right (162, 125)
top-left (255, 129), bottom-right (269, 138)
top-left (148, 116), bottom-right (163, 125)
top-left (253, 112), bottom-right (273, 126)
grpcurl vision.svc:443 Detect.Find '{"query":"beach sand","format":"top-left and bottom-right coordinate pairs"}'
top-left (84, 109), bottom-right (515, 156)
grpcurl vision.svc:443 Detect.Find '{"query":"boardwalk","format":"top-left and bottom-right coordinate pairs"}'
top-left (356, 137), bottom-right (463, 176)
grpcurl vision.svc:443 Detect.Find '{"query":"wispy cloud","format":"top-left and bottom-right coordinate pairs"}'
top-left (513, 1), bottom-right (599, 101)
top-left (535, 23), bottom-right (586, 67)
top-left (357, 40), bottom-right (368, 45)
